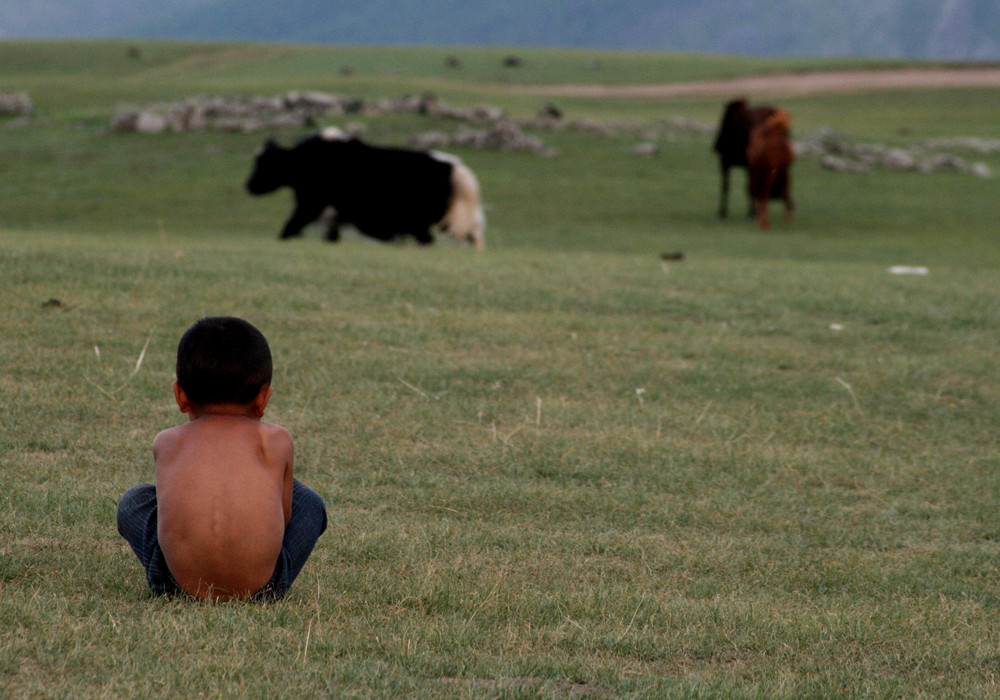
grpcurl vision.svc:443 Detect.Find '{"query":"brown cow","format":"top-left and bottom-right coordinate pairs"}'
top-left (712, 98), bottom-right (776, 219)
top-left (746, 109), bottom-right (794, 230)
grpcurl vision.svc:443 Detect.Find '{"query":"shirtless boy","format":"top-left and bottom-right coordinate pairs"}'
top-left (117, 316), bottom-right (326, 601)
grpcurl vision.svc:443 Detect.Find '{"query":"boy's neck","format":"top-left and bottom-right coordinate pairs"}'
top-left (187, 403), bottom-right (262, 421)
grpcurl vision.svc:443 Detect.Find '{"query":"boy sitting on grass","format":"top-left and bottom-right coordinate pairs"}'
top-left (117, 316), bottom-right (326, 602)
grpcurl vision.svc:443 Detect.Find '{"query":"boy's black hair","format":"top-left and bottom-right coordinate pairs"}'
top-left (176, 316), bottom-right (272, 405)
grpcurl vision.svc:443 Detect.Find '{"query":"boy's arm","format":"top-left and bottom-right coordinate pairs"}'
top-left (281, 430), bottom-right (294, 528)
top-left (262, 423), bottom-right (294, 528)
top-left (151, 427), bottom-right (179, 474)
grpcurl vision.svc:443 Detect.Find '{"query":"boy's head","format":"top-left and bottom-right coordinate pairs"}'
top-left (176, 316), bottom-right (272, 406)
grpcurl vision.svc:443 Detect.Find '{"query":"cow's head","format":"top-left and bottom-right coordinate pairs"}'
top-left (245, 140), bottom-right (291, 195)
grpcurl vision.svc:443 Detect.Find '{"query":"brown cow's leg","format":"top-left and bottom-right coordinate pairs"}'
top-left (757, 172), bottom-right (774, 230)
top-left (757, 201), bottom-right (771, 230)
top-left (746, 176), bottom-right (758, 219)
top-left (773, 170), bottom-right (793, 226)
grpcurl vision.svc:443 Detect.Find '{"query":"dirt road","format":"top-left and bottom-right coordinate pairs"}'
top-left (520, 67), bottom-right (1000, 98)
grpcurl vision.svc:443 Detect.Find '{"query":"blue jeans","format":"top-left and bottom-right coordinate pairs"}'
top-left (117, 479), bottom-right (327, 601)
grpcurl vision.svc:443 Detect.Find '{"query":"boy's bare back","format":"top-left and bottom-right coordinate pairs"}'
top-left (154, 412), bottom-right (293, 601)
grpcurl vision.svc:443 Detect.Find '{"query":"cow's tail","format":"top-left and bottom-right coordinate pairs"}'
top-left (432, 152), bottom-right (486, 250)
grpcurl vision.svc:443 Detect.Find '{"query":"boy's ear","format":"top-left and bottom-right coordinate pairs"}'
top-left (251, 384), bottom-right (273, 418)
top-left (173, 381), bottom-right (195, 414)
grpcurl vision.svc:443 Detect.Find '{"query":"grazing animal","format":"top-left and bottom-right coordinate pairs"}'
top-left (245, 129), bottom-right (485, 249)
top-left (746, 109), bottom-right (794, 230)
top-left (712, 98), bottom-right (777, 219)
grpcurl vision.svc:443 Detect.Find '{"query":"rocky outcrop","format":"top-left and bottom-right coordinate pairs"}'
top-left (797, 128), bottom-right (993, 177)
top-left (0, 92), bottom-right (34, 116)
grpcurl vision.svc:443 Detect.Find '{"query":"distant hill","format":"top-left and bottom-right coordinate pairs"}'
top-left (2, 0), bottom-right (998, 60)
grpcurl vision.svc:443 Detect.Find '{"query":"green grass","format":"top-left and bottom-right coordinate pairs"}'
top-left (2, 41), bottom-right (1000, 698)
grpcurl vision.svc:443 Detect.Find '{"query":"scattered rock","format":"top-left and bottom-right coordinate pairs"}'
top-left (110, 93), bottom-right (513, 134)
top-left (407, 131), bottom-right (453, 151)
top-left (343, 121), bottom-right (368, 138)
top-left (103, 91), bottom-right (996, 177)
top-left (971, 162), bottom-right (993, 178)
top-left (920, 153), bottom-right (966, 173)
top-left (0, 92), bottom-right (34, 116)
top-left (570, 118), bottom-right (617, 137)
top-left (664, 116), bottom-right (715, 136)
top-left (412, 120), bottom-right (556, 156)
top-left (884, 148), bottom-right (919, 171)
top-left (820, 154), bottom-right (872, 173)
top-left (470, 104), bottom-right (507, 123)
top-left (923, 136), bottom-right (1000, 154)
top-left (633, 142), bottom-right (660, 157)
top-left (110, 109), bottom-right (168, 134)
top-left (797, 128), bottom-right (995, 177)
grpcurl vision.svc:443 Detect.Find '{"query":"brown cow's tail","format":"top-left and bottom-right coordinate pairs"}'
top-left (432, 152), bottom-right (486, 250)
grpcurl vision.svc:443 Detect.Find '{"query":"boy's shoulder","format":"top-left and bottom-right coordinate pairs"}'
top-left (153, 419), bottom-right (293, 465)
top-left (153, 423), bottom-right (185, 452)
top-left (258, 420), bottom-right (291, 436)
top-left (258, 421), bottom-right (295, 460)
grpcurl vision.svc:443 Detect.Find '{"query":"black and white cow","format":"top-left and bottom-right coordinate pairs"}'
top-left (245, 128), bottom-right (485, 249)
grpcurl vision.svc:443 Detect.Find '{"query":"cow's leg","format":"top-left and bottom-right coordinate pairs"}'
top-left (757, 172), bottom-right (775, 230)
top-left (769, 170), bottom-right (793, 226)
top-left (746, 170), bottom-right (758, 219)
top-left (757, 199), bottom-right (771, 230)
top-left (279, 200), bottom-right (325, 240)
top-left (780, 174), bottom-right (794, 225)
top-left (748, 167), bottom-right (768, 229)
top-left (414, 228), bottom-right (434, 246)
top-left (717, 165), bottom-right (730, 219)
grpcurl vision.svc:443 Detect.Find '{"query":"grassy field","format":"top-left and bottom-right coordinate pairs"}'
top-left (2, 40), bottom-right (1000, 698)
